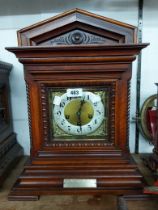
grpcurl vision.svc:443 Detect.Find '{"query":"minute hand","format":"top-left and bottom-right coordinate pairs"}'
top-left (76, 99), bottom-right (85, 126)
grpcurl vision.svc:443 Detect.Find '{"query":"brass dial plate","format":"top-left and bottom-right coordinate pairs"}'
top-left (49, 88), bottom-right (109, 141)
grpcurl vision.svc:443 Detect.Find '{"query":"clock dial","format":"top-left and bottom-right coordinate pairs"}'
top-left (64, 98), bottom-right (94, 126)
top-left (53, 90), bottom-right (104, 135)
top-left (49, 87), bottom-right (109, 140)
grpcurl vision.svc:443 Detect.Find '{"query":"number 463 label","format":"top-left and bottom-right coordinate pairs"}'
top-left (67, 88), bottom-right (83, 97)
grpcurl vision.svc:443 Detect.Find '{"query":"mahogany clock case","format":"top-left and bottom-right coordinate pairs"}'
top-left (0, 61), bottom-right (23, 186)
top-left (6, 9), bottom-right (148, 200)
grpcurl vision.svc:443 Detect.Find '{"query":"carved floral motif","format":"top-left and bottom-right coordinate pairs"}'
top-left (40, 30), bottom-right (110, 46)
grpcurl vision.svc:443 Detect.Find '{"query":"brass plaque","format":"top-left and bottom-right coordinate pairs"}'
top-left (63, 179), bottom-right (97, 188)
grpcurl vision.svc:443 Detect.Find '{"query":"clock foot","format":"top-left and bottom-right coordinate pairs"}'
top-left (117, 196), bottom-right (128, 210)
top-left (8, 193), bottom-right (40, 201)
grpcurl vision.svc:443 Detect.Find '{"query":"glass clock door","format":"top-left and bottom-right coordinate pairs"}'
top-left (48, 87), bottom-right (110, 141)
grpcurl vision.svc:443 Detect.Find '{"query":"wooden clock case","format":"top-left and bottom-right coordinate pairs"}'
top-left (0, 61), bottom-right (23, 186)
top-left (6, 9), bottom-right (148, 200)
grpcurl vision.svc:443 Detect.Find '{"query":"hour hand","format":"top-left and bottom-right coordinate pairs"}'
top-left (76, 111), bottom-right (81, 126)
top-left (76, 99), bottom-right (85, 126)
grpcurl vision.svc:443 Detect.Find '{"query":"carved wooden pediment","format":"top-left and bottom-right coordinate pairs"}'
top-left (18, 8), bottom-right (137, 46)
top-left (39, 29), bottom-right (117, 46)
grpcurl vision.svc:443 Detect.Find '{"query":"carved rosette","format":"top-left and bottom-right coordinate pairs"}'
top-left (40, 29), bottom-right (110, 46)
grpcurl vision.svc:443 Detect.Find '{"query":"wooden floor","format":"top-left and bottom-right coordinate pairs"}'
top-left (0, 155), bottom-right (158, 210)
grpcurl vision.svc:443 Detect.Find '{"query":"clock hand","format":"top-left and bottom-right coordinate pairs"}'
top-left (76, 98), bottom-right (85, 127)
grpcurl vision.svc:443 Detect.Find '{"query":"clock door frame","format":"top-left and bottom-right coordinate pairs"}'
top-left (45, 84), bottom-right (113, 142)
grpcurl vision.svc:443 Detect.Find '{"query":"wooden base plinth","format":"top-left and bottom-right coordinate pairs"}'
top-left (8, 195), bottom-right (39, 201)
top-left (8, 149), bottom-right (145, 201)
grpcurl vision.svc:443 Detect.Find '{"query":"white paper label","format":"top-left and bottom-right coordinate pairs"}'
top-left (53, 96), bottom-right (61, 105)
top-left (67, 88), bottom-right (83, 97)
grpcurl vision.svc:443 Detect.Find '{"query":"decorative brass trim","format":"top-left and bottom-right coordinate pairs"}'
top-left (63, 179), bottom-right (97, 188)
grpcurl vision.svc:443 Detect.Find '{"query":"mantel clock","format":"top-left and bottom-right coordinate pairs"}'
top-left (6, 9), bottom-right (148, 200)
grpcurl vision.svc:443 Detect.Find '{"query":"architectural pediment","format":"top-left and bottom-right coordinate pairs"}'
top-left (18, 8), bottom-right (137, 46)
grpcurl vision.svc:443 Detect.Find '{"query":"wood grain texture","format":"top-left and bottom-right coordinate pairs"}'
top-left (17, 8), bottom-right (137, 46)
